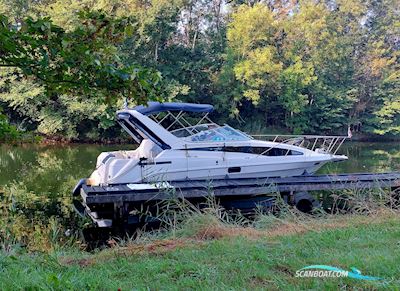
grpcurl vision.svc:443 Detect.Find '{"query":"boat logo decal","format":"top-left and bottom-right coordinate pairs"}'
top-left (295, 265), bottom-right (382, 281)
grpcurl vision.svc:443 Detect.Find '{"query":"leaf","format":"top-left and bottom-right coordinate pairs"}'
top-left (125, 24), bottom-right (134, 37)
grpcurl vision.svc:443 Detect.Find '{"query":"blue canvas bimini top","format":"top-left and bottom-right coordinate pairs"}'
top-left (133, 102), bottom-right (214, 116)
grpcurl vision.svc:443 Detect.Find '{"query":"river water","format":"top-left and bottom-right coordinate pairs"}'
top-left (0, 142), bottom-right (399, 192)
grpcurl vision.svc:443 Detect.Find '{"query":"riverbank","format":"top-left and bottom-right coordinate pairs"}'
top-left (1, 141), bottom-right (399, 289)
top-left (1, 210), bottom-right (399, 289)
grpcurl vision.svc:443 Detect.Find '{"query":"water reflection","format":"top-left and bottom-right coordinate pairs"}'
top-left (0, 142), bottom-right (399, 191)
top-left (322, 142), bottom-right (400, 174)
top-left (0, 144), bottom-right (132, 191)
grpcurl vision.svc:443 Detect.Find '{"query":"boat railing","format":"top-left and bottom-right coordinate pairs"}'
top-left (251, 134), bottom-right (349, 155)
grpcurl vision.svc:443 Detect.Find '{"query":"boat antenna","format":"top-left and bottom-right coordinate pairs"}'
top-left (123, 97), bottom-right (128, 109)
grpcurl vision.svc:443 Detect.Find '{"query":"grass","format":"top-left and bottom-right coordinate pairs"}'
top-left (1, 211), bottom-right (399, 290)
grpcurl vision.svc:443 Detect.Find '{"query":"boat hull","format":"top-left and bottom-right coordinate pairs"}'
top-left (89, 147), bottom-right (347, 185)
top-left (97, 151), bottom-right (344, 185)
top-left (140, 160), bottom-right (328, 183)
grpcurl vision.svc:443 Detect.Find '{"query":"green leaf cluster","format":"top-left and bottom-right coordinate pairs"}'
top-left (0, 107), bottom-right (20, 141)
top-left (0, 0), bottom-right (398, 139)
top-left (220, 0), bottom-right (399, 135)
top-left (0, 10), bottom-right (162, 104)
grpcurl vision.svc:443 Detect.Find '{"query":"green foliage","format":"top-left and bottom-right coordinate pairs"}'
top-left (0, 0), bottom-right (399, 139)
top-left (374, 99), bottom-right (400, 135)
top-left (0, 10), bottom-right (161, 104)
top-left (0, 108), bottom-right (20, 141)
top-left (221, 0), bottom-right (399, 134)
top-left (0, 68), bottom-right (121, 139)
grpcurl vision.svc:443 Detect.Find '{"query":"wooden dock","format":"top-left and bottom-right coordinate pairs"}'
top-left (74, 172), bottom-right (400, 228)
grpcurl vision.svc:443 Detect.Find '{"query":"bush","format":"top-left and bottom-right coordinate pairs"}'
top-left (0, 180), bottom-right (85, 252)
top-left (0, 110), bottom-right (21, 142)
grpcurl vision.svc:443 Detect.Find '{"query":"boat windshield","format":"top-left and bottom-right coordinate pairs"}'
top-left (183, 125), bottom-right (251, 142)
top-left (146, 108), bottom-right (252, 142)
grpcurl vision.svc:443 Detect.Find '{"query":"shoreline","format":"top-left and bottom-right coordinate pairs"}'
top-left (2, 131), bottom-right (400, 146)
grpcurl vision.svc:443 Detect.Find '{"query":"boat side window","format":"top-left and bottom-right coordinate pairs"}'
top-left (251, 147), bottom-right (285, 156)
top-left (224, 146), bottom-right (252, 153)
top-left (188, 146), bottom-right (304, 156)
top-left (251, 147), bottom-right (304, 156)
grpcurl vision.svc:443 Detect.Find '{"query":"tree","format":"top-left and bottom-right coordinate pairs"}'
top-left (0, 11), bottom-right (162, 104)
top-left (364, 0), bottom-right (400, 135)
top-left (222, 3), bottom-right (317, 133)
top-left (0, 0), bottom-right (398, 140)
top-left (0, 9), bottom-right (165, 139)
top-left (219, 0), bottom-right (399, 135)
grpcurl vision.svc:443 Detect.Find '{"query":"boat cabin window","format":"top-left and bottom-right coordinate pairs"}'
top-left (226, 146), bottom-right (304, 156)
top-left (191, 146), bottom-right (304, 156)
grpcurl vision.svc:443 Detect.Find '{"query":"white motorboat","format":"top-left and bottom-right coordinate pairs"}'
top-left (87, 102), bottom-right (348, 186)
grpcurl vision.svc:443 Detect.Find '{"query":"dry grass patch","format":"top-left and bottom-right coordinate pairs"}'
top-left (194, 223), bottom-right (264, 240)
top-left (60, 238), bottom-right (200, 267)
top-left (192, 208), bottom-right (400, 241)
